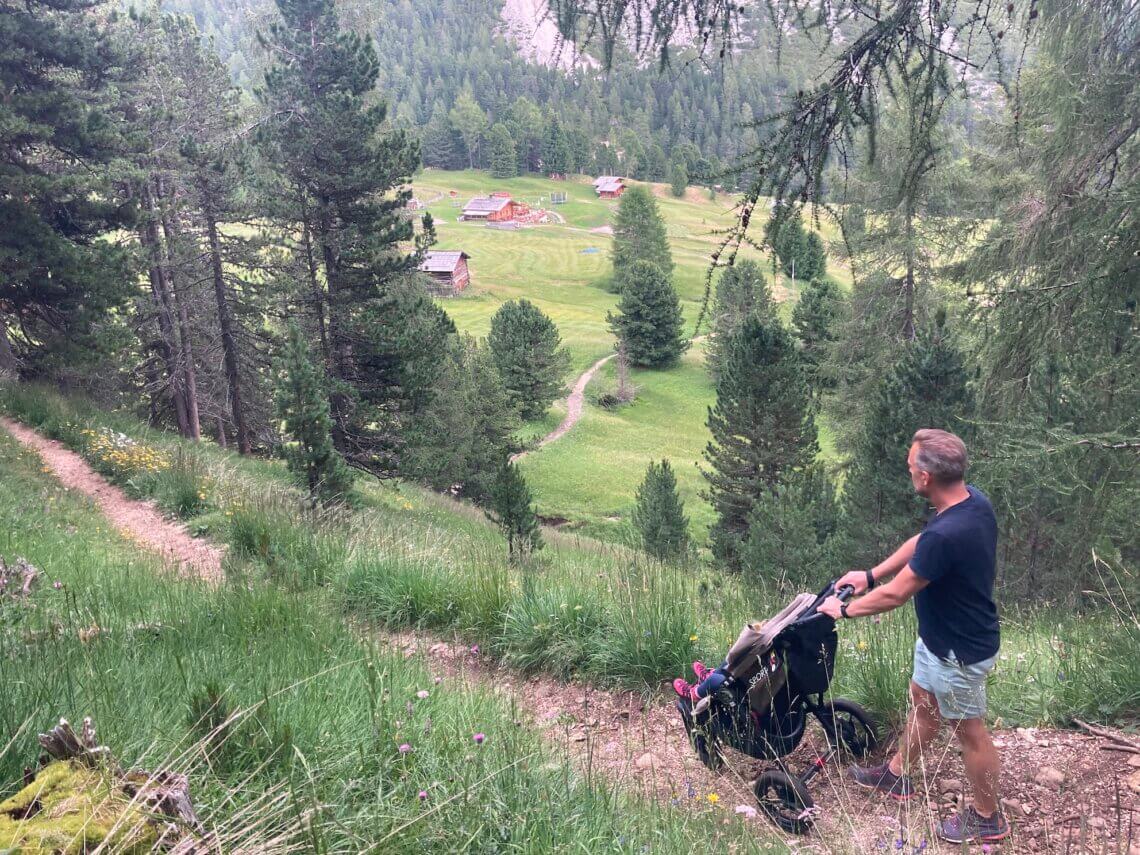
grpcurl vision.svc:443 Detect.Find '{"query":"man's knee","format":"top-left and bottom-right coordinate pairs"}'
top-left (953, 717), bottom-right (994, 748)
top-left (909, 681), bottom-right (939, 717)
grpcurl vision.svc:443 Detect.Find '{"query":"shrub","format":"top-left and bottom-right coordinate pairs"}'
top-left (631, 460), bottom-right (690, 561)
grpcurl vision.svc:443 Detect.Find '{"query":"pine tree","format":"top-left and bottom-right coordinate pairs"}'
top-left (765, 208), bottom-right (825, 281)
top-left (274, 324), bottom-right (354, 504)
top-left (488, 300), bottom-right (571, 420)
top-left (803, 232), bottom-right (828, 281)
top-left (843, 315), bottom-right (974, 564)
top-left (258, 0), bottom-right (429, 474)
top-left (0, 0), bottom-right (135, 379)
top-left (487, 123), bottom-right (519, 178)
top-left (740, 466), bottom-right (840, 588)
top-left (669, 159), bottom-right (688, 197)
top-left (632, 459), bottom-right (690, 561)
top-left (706, 261), bottom-right (771, 381)
top-left (541, 115), bottom-right (572, 174)
top-left (486, 460), bottom-right (543, 564)
top-left (449, 90), bottom-right (487, 168)
top-left (607, 261), bottom-right (688, 368)
top-left (702, 315), bottom-right (817, 568)
top-left (611, 185), bottom-right (673, 289)
top-left (403, 335), bottom-right (519, 501)
top-left (791, 277), bottom-right (844, 396)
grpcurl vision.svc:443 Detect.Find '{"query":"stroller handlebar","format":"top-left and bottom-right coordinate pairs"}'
top-left (793, 581), bottom-right (857, 626)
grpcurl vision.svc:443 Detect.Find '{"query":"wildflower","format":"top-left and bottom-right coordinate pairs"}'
top-left (470, 645), bottom-right (480, 655)
top-left (981, 846), bottom-right (991, 855)
top-left (734, 804), bottom-right (757, 819)
top-left (472, 732), bottom-right (485, 745)
top-left (706, 793), bottom-right (719, 805)
top-left (895, 838), bottom-right (905, 851)
top-left (398, 743), bottom-right (412, 754)
top-left (53, 581), bottom-right (63, 590)
top-left (857, 640), bottom-right (869, 652)
top-left (689, 634), bottom-right (699, 642)
top-left (418, 790), bottom-right (428, 801)
top-left (416, 690), bottom-right (429, 699)
top-left (433, 676), bottom-right (442, 685)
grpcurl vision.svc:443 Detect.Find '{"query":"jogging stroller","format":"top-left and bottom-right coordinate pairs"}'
top-left (676, 581), bottom-right (879, 834)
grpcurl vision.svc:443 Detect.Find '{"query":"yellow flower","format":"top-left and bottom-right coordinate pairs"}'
top-left (706, 793), bottom-right (719, 805)
top-left (856, 640), bottom-right (869, 652)
top-left (689, 634), bottom-right (699, 642)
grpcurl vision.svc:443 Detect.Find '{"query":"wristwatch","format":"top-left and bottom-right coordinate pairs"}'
top-left (840, 602), bottom-right (850, 619)
top-left (865, 569), bottom-right (876, 591)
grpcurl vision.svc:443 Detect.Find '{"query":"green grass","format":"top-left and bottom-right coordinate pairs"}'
top-left (6, 384), bottom-right (1136, 737)
top-left (415, 169), bottom-right (850, 536)
top-left (0, 409), bottom-right (788, 852)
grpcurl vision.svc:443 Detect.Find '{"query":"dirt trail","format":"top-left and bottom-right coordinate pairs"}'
top-left (6, 416), bottom-right (1137, 852)
top-left (384, 631), bottom-right (1140, 854)
top-left (0, 417), bottom-right (224, 583)
top-left (511, 352), bottom-right (615, 461)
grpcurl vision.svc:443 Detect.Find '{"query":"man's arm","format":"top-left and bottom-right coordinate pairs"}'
top-left (841, 566), bottom-right (929, 618)
top-left (837, 534), bottom-right (920, 594)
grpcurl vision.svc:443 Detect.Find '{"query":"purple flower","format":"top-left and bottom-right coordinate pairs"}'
top-left (416, 690), bottom-right (430, 699)
top-left (470, 645), bottom-right (480, 655)
top-left (418, 790), bottom-right (428, 801)
top-left (895, 839), bottom-right (905, 851)
top-left (433, 676), bottom-right (442, 685)
top-left (53, 581), bottom-right (63, 590)
top-left (398, 743), bottom-right (412, 754)
top-left (472, 732), bottom-right (485, 745)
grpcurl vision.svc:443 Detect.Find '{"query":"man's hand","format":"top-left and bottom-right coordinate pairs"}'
top-left (818, 595), bottom-right (844, 620)
top-left (837, 569), bottom-right (871, 595)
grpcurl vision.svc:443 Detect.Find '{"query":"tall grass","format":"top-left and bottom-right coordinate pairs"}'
top-left (3, 383), bottom-right (1137, 730)
top-left (0, 425), bottom-right (785, 853)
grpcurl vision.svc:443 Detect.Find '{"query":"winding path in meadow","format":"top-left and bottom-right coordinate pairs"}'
top-left (4, 415), bottom-right (1136, 852)
top-left (511, 351), bottom-right (616, 462)
top-left (0, 417), bottom-right (224, 583)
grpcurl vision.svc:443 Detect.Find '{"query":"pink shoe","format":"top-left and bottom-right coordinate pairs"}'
top-left (692, 661), bottom-right (711, 682)
top-left (673, 678), bottom-right (694, 698)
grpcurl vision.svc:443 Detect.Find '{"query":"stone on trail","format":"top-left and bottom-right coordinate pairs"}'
top-left (635, 752), bottom-right (660, 770)
top-left (939, 778), bottom-right (962, 794)
top-left (1033, 766), bottom-right (1066, 788)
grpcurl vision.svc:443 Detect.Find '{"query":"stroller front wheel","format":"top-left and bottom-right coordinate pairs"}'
top-left (754, 769), bottom-right (814, 834)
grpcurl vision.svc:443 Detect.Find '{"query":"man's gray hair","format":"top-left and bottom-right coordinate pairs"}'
top-left (911, 429), bottom-right (968, 483)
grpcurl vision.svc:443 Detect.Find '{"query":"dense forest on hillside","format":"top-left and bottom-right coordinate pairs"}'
top-left (1, 0), bottom-right (1136, 606)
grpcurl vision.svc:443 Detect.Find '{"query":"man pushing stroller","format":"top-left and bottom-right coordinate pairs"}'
top-left (675, 429), bottom-right (1007, 844)
top-left (817, 428), bottom-right (1007, 844)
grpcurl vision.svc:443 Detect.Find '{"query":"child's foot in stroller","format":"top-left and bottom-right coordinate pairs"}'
top-left (938, 806), bottom-right (1010, 843)
top-left (692, 661), bottom-right (711, 682)
top-left (848, 762), bottom-right (915, 799)
top-left (673, 678), bottom-right (696, 700)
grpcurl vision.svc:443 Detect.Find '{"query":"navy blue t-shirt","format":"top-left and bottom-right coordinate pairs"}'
top-left (909, 486), bottom-right (1000, 665)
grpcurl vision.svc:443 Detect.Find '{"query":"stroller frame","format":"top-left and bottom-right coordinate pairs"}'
top-left (676, 581), bottom-right (879, 834)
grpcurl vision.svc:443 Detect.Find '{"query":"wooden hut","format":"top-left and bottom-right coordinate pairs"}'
top-left (462, 195), bottom-right (517, 221)
top-left (418, 250), bottom-right (471, 295)
top-left (592, 176), bottom-right (626, 198)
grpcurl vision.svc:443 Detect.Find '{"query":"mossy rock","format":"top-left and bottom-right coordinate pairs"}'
top-left (0, 761), bottom-right (159, 853)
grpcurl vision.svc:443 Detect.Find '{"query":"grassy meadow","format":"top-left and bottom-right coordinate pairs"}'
top-left (0, 397), bottom-right (792, 853)
top-left (4, 384), bottom-right (1136, 744)
top-left (413, 169), bottom-right (848, 539)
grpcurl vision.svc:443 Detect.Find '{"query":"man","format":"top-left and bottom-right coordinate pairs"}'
top-left (818, 428), bottom-right (1007, 844)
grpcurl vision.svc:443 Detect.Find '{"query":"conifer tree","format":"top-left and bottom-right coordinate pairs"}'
top-left (607, 261), bottom-right (688, 368)
top-left (843, 315), bottom-right (973, 564)
top-left (274, 325), bottom-right (354, 504)
top-left (741, 466), bottom-right (841, 587)
top-left (791, 277), bottom-right (844, 396)
top-left (632, 459), bottom-right (690, 561)
top-left (0, 0), bottom-right (136, 378)
top-left (487, 460), bottom-right (543, 564)
top-left (487, 123), bottom-right (519, 178)
top-left (449, 90), bottom-right (487, 168)
top-left (258, 0), bottom-right (430, 474)
top-left (610, 185), bottom-right (672, 289)
top-left (541, 115), bottom-right (572, 174)
top-left (706, 261), bottom-right (770, 381)
top-left (702, 315), bottom-right (817, 567)
top-left (766, 208), bottom-right (826, 281)
top-left (669, 160), bottom-right (688, 197)
top-left (488, 300), bottom-right (570, 419)
top-left (803, 232), bottom-right (828, 281)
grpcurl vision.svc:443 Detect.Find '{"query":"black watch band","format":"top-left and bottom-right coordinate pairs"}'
top-left (840, 602), bottom-right (850, 619)
top-left (865, 569), bottom-right (875, 591)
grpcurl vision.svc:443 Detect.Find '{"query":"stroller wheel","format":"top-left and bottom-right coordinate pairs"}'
top-left (818, 698), bottom-right (879, 760)
top-left (677, 698), bottom-right (723, 771)
top-left (754, 770), bottom-right (814, 834)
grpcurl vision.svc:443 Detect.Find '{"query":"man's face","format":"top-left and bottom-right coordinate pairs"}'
top-left (907, 443), bottom-right (932, 497)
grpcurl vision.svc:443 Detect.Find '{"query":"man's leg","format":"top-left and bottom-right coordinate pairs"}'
top-left (888, 680), bottom-right (941, 776)
top-left (952, 717), bottom-right (1000, 816)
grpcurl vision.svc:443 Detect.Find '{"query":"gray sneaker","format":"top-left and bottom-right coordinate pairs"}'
top-left (939, 805), bottom-right (1010, 843)
top-left (849, 761), bottom-right (915, 800)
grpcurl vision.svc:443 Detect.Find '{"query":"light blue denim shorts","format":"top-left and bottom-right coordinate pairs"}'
top-left (912, 637), bottom-right (996, 720)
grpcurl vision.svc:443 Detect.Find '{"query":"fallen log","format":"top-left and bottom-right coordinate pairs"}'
top-left (1073, 717), bottom-right (1140, 751)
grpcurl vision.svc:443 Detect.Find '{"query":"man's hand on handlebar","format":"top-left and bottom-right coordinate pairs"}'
top-left (818, 596), bottom-right (844, 620)
top-left (837, 568), bottom-right (872, 595)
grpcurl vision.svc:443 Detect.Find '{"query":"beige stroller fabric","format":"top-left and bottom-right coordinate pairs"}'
top-left (723, 592), bottom-right (817, 680)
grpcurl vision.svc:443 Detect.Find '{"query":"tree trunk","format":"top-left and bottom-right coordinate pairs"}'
top-left (141, 182), bottom-right (191, 437)
top-left (204, 206), bottom-right (251, 454)
top-left (0, 318), bottom-right (20, 379)
top-left (216, 416), bottom-right (228, 449)
top-left (902, 196), bottom-right (916, 341)
top-left (157, 176), bottom-right (200, 441)
top-left (299, 202), bottom-right (330, 369)
top-left (314, 203), bottom-right (350, 456)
